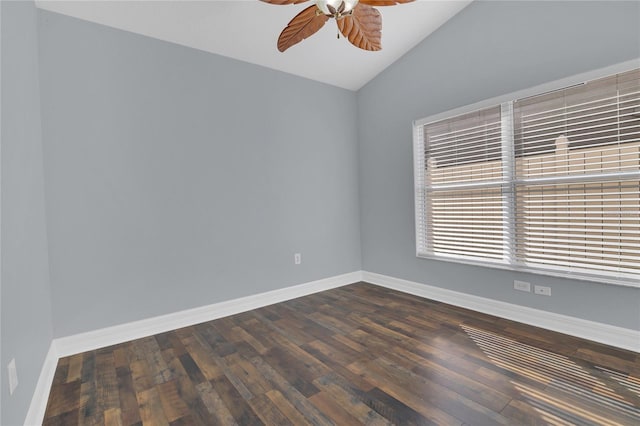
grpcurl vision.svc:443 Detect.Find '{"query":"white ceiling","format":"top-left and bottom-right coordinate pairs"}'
top-left (35, 0), bottom-right (472, 91)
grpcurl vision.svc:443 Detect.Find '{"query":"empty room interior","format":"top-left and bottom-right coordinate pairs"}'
top-left (2, 0), bottom-right (640, 425)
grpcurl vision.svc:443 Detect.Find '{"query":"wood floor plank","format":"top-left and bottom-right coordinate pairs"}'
top-left (116, 369), bottom-right (141, 426)
top-left (171, 368), bottom-right (213, 426)
top-left (157, 380), bottom-right (191, 423)
top-left (43, 282), bottom-right (640, 426)
top-left (500, 397), bottom-right (573, 426)
top-left (309, 391), bottom-right (363, 426)
top-left (250, 356), bottom-right (333, 426)
top-left (209, 374), bottom-right (264, 425)
top-left (238, 317), bottom-right (281, 352)
top-left (136, 387), bottom-right (170, 426)
top-left (103, 407), bottom-right (123, 426)
top-left (129, 359), bottom-right (154, 394)
top-left (194, 380), bottom-right (238, 425)
top-left (265, 389), bottom-right (313, 426)
top-left (42, 408), bottom-right (79, 426)
top-left (66, 354), bottom-right (84, 383)
top-left (95, 351), bottom-right (120, 413)
top-left (384, 344), bottom-right (513, 412)
top-left (253, 309), bottom-right (311, 347)
top-left (301, 338), bottom-right (376, 392)
top-left (266, 336), bottom-right (331, 380)
top-left (193, 331), bottom-right (254, 401)
top-left (179, 333), bottom-right (223, 381)
top-left (312, 374), bottom-right (392, 426)
top-left (51, 357), bottom-right (70, 387)
top-left (79, 380), bottom-right (101, 425)
top-left (347, 359), bottom-right (466, 425)
top-left (230, 325), bottom-right (269, 354)
top-left (140, 336), bottom-right (174, 384)
top-left (177, 352), bottom-right (207, 385)
top-left (44, 380), bottom-right (81, 418)
top-left (198, 324), bottom-right (238, 358)
top-left (226, 352), bottom-right (272, 396)
top-left (113, 347), bottom-right (129, 370)
top-left (261, 346), bottom-right (321, 398)
top-left (364, 386), bottom-right (435, 426)
top-left (248, 393), bottom-right (294, 426)
top-left (370, 356), bottom-right (512, 425)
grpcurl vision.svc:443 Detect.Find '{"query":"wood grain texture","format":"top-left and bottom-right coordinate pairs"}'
top-left (277, 5), bottom-right (329, 52)
top-left (44, 282), bottom-right (640, 425)
top-left (337, 4), bottom-right (382, 51)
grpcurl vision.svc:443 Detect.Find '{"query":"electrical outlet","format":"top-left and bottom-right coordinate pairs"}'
top-left (8, 358), bottom-right (18, 395)
top-left (514, 280), bottom-right (531, 292)
top-left (534, 285), bottom-right (551, 296)
top-left (294, 253), bottom-right (301, 265)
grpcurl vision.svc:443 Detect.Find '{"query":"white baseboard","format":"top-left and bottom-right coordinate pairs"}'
top-left (25, 271), bottom-right (362, 425)
top-left (363, 271), bottom-right (640, 353)
top-left (24, 341), bottom-right (59, 426)
top-left (27, 269), bottom-right (638, 425)
top-left (55, 271), bottom-right (363, 358)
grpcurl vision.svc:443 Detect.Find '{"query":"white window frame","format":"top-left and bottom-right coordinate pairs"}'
top-left (413, 59), bottom-right (640, 288)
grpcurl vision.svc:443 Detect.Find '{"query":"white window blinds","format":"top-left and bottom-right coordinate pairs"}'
top-left (418, 106), bottom-right (509, 261)
top-left (414, 67), bottom-right (640, 285)
top-left (513, 69), bottom-right (640, 280)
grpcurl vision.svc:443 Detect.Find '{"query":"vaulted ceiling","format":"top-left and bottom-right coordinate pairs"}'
top-left (35, 0), bottom-right (472, 90)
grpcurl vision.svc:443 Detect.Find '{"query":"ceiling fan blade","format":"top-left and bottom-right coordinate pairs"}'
top-left (358, 0), bottom-right (415, 5)
top-left (337, 4), bottom-right (382, 51)
top-left (260, 0), bottom-right (310, 4)
top-left (277, 5), bottom-right (329, 52)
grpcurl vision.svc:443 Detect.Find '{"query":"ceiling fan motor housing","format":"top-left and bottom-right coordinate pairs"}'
top-left (316, 0), bottom-right (359, 18)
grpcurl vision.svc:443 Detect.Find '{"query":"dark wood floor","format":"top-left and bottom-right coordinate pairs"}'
top-left (43, 282), bottom-right (640, 425)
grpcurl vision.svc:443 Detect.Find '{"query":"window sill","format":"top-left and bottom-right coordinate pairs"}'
top-left (416, 253), bottom-right (640, 289)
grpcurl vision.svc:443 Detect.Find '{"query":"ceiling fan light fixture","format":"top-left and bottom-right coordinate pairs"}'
top-left (262, 0), bottom-right (415, 52)
top-left (316, 0), bottom-right (359, 16)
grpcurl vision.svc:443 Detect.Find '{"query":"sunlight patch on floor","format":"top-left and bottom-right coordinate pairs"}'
top-left (461, 324), bottom-right (640, 425)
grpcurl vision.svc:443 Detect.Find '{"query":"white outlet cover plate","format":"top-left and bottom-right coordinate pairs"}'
top-left (514, 280), bottom-right (531, 292)
top-left (534, 285), bottom-right (552, 296)
top-left (8, 358), bottom-right (18, 395)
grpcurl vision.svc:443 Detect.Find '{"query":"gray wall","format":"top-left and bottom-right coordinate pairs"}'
top-left (3, 1), bottom-right (638, 423)
top-left (358, 1), bottom-right (640, 329)
top-left (1, 1), bottom-right (54, 425)
top-left (37, 11), bottom-right (361, 337)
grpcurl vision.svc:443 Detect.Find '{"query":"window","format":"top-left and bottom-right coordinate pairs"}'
top-left (414, 67), bottom-right (640, 286)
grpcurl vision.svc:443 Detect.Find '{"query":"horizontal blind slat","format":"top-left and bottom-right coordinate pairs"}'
top-left (514, 70), bottom-right (639, 276)
top-left (415, 67), bottom-right (639, 282)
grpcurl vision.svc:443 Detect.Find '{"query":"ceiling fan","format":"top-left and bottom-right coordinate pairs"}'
top-left (260, 0), bottom-right (415, 52)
